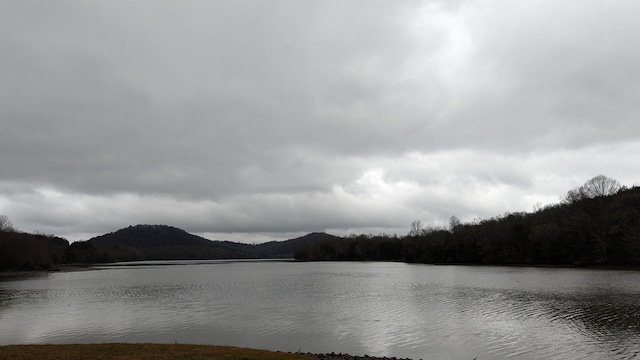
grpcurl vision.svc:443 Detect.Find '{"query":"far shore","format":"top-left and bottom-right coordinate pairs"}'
top-left (3, 260), bottom-right (640, 279)
top-left (0, 264), bottom-right (94, 279)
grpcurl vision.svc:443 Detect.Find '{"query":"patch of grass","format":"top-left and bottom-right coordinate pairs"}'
top-left (0, 344), bottom-right (316, 360)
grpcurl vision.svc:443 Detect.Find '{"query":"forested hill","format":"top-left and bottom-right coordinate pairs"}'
top-left (86, 225), bottom-right (256, 261)
top-left (294, 185), bottom-right (640, 266)
top-left (90, 225), bottom-right (215, 248)
top-left (0, 224), bottom-right (338, 270)
top-left (86, 225), bottom-right (340, 262)
top-left (252, 232), bottom-right (343, 258)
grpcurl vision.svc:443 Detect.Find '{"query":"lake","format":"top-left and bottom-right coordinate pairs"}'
top-left (1, 260), bottom-right (640, 359)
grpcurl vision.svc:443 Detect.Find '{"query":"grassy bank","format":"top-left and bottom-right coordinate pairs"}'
top-left (0, 344), bottom-right (315, 360)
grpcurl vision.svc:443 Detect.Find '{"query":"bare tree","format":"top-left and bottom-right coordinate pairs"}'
top-left (562, 188), bottom-right (585, 203)
top-left (409, 220), bottom-right (424, 237)
top-left (532, 202), bottom-right (543, 212)
top-left (580, 175), bottom-right (621, 198)
top-left (0, 215), bottom-right (15, 232)
top-left (449, 215), bottom-right (461, 233)
top-left (563, 175), bottom-right (622, 203)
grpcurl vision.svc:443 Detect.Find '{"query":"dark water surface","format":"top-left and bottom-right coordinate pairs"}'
top-left (1, 261), bottom-right (640, 359)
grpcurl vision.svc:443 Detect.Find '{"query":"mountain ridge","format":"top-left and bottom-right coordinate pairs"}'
top-left (87, 225), bottom-right (340, 261)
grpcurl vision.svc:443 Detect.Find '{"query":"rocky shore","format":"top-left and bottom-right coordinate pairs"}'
top-left (303, 352), bottom-right (417, 360)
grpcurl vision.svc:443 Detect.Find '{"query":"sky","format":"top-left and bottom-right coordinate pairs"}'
top-left (1, 0), bottom-right (639, 243)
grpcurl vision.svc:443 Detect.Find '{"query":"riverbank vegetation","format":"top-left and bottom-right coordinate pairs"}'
top-left (0, 344), bottom-right (314, 360)
top-left (295, 176), bottom-right (640, 266)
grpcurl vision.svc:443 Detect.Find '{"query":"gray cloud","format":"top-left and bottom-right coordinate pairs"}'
top-left (1, 0), bottom-right (639, 241)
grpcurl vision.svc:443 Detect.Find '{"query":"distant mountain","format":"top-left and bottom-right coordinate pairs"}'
top-left (253, 232), bottom-right (343, 258)
top-left (90, 225), bottom-right (219, 248)
top-left (88, 225), bottom-right (256, 261)
top-left (0, 224), bottom-right (340, 270)
top-left (87, 225), bottom-right (339, 262)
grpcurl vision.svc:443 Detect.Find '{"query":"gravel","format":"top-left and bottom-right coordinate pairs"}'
top-left (302, 352), bottom-right (418, 360)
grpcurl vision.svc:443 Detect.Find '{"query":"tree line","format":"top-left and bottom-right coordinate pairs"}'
top-left (295, 176), bottom-right (640, 266)
top-left (0, 229), bottom-right (108, 271)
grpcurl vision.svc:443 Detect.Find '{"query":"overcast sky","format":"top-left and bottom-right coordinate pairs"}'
top-left (1, 0), bottom-right (639, 243)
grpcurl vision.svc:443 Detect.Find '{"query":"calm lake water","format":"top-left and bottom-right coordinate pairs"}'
top-left (1, 260), bottom-right (640, 359)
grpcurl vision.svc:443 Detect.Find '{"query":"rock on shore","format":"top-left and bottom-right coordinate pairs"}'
top-left (305, 352), bottom-right (417, 360)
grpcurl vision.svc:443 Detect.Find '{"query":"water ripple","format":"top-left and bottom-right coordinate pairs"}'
top-left (2, 262), bottom-right (640, 359)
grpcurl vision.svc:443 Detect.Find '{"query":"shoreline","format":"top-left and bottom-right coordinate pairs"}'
top-left (0, 344), bottom-right (417, 360)
top-left (0, 264), bottom-right (94, 279)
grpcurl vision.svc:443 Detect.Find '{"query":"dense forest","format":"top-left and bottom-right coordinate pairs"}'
top-left (0, 226), bottom-right (109, 271)
top-left (2, 175), bottom-right (640, 271)
top-left (295, 176), bottom-right (640, 266)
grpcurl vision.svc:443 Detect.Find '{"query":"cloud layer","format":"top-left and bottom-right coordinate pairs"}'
top-left (2, 1), bottom-right (639, 242)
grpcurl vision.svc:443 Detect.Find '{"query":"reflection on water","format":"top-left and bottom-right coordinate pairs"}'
top-left (1, 261), bottom-right (640, 359)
